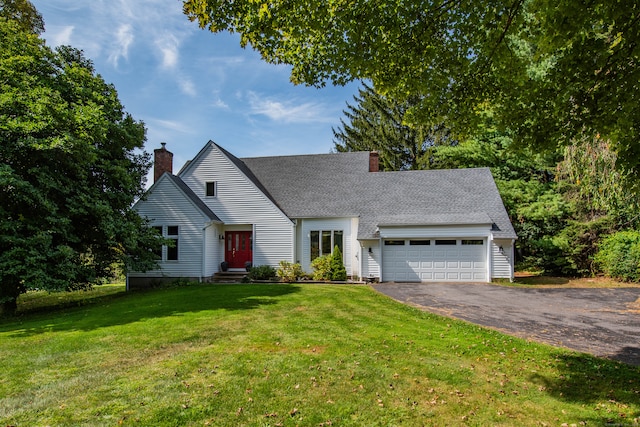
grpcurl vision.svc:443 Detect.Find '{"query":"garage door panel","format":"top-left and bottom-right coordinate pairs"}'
top-left (383, 238), bottom-right (487, 282)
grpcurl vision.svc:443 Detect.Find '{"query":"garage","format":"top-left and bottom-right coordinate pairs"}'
top-left (381, 238), bottom-right (487, 282)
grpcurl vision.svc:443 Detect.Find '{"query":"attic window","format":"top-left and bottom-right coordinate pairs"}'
top-left (206, 181), bottom-right (216, 197)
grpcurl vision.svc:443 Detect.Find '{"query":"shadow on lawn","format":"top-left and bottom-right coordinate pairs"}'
top-left (1, 284), bottom-right (301, 337)
top-left (530, 353), bottom-right (640, 421)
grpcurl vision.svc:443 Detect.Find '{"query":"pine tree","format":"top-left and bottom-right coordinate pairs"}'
top-left (330, 246), bottom-right (347, 281)
top-left (333, 83), bottom-right (453, 171)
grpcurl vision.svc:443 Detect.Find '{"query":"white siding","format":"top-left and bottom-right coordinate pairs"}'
top-left (298, 218), bottom-right (354, 274)
top-left (203, 225), bottom-right (223, 277)
top-left (180, 144), bottom-right (294, 269)
top-left (361, 240), bottom-right (381, 281)
top-left (130, 175), bottom-right (212, 279)
top-left (491, 239), bottom-right (514, 279)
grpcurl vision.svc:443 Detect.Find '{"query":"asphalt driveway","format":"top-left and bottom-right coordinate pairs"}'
top-left (372, 282), bottom-right (640, 366)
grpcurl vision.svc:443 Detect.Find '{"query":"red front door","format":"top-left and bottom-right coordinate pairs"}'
top-left (225, 231), bottom-right (252, 268)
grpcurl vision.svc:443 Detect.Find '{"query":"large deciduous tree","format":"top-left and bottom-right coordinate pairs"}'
top-left (333, 83), bottom-right (453, 171)
top-left (184, 0), bottom-right (640, 173)
top-left (0, 15), bottom-right (159, 313)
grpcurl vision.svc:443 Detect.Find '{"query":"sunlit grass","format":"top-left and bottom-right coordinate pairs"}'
top-left (1, 283), bottom-right (638, 426)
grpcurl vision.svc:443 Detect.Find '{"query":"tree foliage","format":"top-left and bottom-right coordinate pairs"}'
top-left (333, 83), bottom-right (453, 170)
top-left (595, 230), bottom-right (640, 282)
top-left (0, 16), bottom-right (160, 313)
top-left (184, 0), bottom-right (640, 173)
top-left (0, 0), bottom-right (43, 34)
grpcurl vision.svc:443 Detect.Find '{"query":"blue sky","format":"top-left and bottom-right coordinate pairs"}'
top-left (31, 0), bottom-right (361, 178)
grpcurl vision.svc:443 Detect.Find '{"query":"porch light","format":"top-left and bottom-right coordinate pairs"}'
top-left (219, 234), bottom-right (224, 240)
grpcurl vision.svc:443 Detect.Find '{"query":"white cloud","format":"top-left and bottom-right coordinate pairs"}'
top-left (148, 118), bottom-right (194, 134)
top-left (108, 24), bottom-right (134, 68)
top-left (45, 25), bottom-right (74, 47)
top-left (178, 77), bottom-right (197, 97)
top-left (156, 32), bottom-right (180, 69)
top-left (246, 92), bottom-right (334, 124)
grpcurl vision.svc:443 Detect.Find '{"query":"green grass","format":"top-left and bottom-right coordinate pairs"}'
top-left (1, 283), bottom-right (639, 426)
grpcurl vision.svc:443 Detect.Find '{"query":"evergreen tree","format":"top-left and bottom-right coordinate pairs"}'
top-left (330, 246), bottom-right (347, 281)
top-left (333, 83), bottom-right (453, 170)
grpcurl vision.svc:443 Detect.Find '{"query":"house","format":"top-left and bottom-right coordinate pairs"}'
top-left (127, 141), bottom-right (517, 288)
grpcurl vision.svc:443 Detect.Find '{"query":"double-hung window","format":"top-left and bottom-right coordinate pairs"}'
top-left (310, 230), bottom-right (343, 260)
top-left (166, 226), bottom-right (179, 260)
top-left (152, 225), bottom-right (179, 261)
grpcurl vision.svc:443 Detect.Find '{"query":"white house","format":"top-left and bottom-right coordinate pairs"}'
top-left (128, 141), bottom-right (517, 288)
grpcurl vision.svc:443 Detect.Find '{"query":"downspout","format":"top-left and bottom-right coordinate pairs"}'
top-left (510, 238), bottom-right (516, 282)
top-left (292, 219), bottom-right (297, 263)
top-left (378, 230), bottom-right (383, 282)
top-left (487, 234), bottom-right (494, 282)
top-left (358, 242), bottom-right (363, 283)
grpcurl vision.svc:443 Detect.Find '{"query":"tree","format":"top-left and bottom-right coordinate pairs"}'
top-left (184, 0), bottom-right (640, 173)
top-left (0, 0), bottom-right (43, 34)
top-left (330, 246), bottom-right (347, 281)
top-left (333, 83), bottom-right (453, 170)
top-left (0, 16), bottom-right (160, 314)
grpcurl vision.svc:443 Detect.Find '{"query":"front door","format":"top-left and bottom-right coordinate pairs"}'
top-left (225, 231), bottom-right (252, 268)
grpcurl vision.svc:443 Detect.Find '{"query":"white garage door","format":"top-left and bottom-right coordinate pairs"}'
top-left (382, 239), bottom-right (487, 282)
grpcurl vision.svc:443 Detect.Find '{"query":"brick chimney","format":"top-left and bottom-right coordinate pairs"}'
top-left (154, 142), bottom-right (173, 183)
top-left (369, 151), bottom-right (379, 172)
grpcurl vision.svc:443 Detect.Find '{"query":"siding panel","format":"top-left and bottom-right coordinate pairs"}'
top-left (491, 239), bottom-right (514, 279)
top-left (298, 218), bottom-right (353, 274)
top-left (130, 176), bottom-right (210, 279)
top-left (180, 145), bottom-right (294, 269)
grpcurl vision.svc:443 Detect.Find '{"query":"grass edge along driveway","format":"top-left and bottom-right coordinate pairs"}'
top-left (1, 283), bottom-right (639, 426)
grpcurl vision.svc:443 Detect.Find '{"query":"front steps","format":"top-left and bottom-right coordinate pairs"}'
top-left (211, 271), bottom-right (247, 283)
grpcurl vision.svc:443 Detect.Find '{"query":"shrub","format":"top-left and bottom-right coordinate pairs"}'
top-left (330, 246), bottom-right (347, 281)
top-left (247, 265), bottom-right (277, 281)
top-left (310, 254), bottom-right (332, 280)
top-left (594, 230), bottom-right (640, 282)
top-left (276, 261), bottom-right (304, 283)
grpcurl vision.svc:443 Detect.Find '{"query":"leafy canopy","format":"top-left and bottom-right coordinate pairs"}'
top-left (0, 16), bottom-right (160, 312)
top-left (184, 0), bottom-right (640, 172)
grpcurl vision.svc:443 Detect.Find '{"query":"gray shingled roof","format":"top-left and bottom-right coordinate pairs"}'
top-left (240, 150), bottom-right (517, 240)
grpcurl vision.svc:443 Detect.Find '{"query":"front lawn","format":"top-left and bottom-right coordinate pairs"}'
top-left (1, 283), bottom-right (638, 426)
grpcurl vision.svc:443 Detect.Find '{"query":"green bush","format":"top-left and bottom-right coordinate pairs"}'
top-left (310, 254), bottom-right (332, 280)
top-left (247, 265), bottom-right (277, 281)
top-left (594, 230), bottom-right (640, 282)
top-left (276, 261), bottom-right (304, 283)
top-left (310, 247), bottom-right (347, 281)
top-left (330, 246), bottom-right (347, 281)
